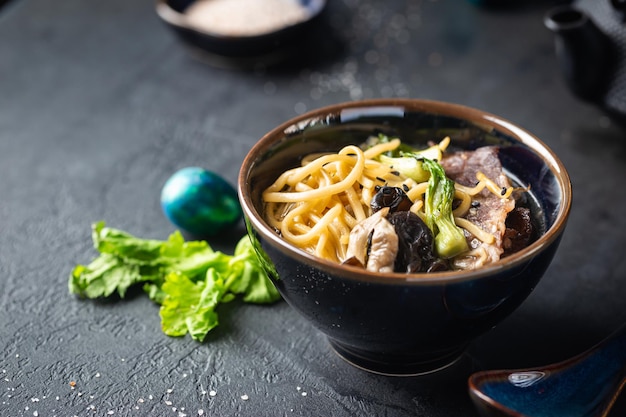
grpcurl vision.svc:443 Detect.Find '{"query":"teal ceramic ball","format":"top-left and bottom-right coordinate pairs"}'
top-left (161, 167), bottom-right (242, 237)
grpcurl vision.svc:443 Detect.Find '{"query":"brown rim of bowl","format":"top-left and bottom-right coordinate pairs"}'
top-left (155, 0), bottom-right (327, 40)
top-left (238, 98), bottom-right (572, 286)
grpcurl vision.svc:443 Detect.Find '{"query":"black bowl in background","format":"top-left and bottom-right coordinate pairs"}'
top-left (238, 99), bottom-right (572, 376)
top-left (155, 0), bottom-right (327, 68)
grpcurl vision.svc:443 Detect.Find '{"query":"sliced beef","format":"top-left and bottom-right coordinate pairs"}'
top-left (440, 146), bottom-right (515, 269)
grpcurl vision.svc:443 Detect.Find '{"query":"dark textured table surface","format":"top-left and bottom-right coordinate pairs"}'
top-left (2, 0), bottom-right (626, 416)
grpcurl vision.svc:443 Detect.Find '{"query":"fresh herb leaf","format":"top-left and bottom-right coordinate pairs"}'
top-left (231, 236), bottom-right (281, 303)
top-left (159, 271), bottom-right (222, 341)
top-left (69, 253), bottom-right (146, 298)
top-left (69, 222), bottom-right (281, 341)
top-left (92, 220), bottom-right (164, 262)
top-left (159, 237), bottom-right (281, 341)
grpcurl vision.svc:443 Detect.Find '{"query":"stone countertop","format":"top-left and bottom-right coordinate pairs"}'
top-left (1, 0), bottom-right (625, 416)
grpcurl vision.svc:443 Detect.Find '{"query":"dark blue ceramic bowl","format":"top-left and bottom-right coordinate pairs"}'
top-left (238, 99), bottom-right (572, 376)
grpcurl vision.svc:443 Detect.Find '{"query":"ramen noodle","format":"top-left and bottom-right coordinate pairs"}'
top-left (262, 137), bottom-right (522, 272)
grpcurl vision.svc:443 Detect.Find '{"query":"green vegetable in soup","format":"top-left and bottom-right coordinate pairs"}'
top-left (372, 134), bottom-right (444, 183)
top-left (368, 134), bottom-right (468, 259)
top-left (421, 158), bottom-right (469, 259)
top-left (377, 153), bottom-right (431, 183)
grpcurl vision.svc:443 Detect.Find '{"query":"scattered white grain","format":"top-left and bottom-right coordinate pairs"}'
top-left (264, 82), bottom-right (277, 95)
top-left (364, 50), bottom-right (380, 65)
top-left (301, 392), bottom-right (308, 397)
top-left (167, 388), bottom-right (174, 394)
top-left (137, 398), bottom-right (144, 403)
top-left (240, 394), bottom-right (249, 401)
top-left (165, 400), bottom-right (173, 406)
top-left (33, 411), bottom-right (39, 417)
top-left (95, 373), bottom-right (101, 378)
top-left (294, 102), bottom-right (307, 114)
top-left (198, 410), bottom-right (204, 416)
top-left (209, 390), bottom-right (217, 397)
top-left (309, 87), bottom-right (322, 100)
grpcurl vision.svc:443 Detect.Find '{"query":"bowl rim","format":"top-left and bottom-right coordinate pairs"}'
top-left (155, 0), bottom-right (327, 41)
top-left (238, 98), bottom-right (572, 286)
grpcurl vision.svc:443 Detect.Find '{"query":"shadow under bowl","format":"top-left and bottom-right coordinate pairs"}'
top-left (155, 0), bottom-right (327, 69)
top-left (238, 99), bottom-right (572, 376)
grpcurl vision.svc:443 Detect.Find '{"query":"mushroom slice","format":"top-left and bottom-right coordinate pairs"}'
top-left (387, 210), bottom-right (449, 273)
top-left (346, 207), bottom-right (398, 273)
top-left (370, 186), bottom-right (413, 214)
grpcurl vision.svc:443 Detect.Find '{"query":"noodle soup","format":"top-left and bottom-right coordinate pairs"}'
top-left (238, 99), bottom-right (571, 375)
top-left (260, 134), bottom-right (541, 275)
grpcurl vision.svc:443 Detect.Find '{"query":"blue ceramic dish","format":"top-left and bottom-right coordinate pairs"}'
top-left (155, 0), bottom-right (327, 68)
top-left (238, 99), bottom-right (572, 376)
top-left (468, 324), bottom-right (626, 417)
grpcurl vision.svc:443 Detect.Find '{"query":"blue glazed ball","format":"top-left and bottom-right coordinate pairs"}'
top-left (161, 167), bottom-right (242, 237)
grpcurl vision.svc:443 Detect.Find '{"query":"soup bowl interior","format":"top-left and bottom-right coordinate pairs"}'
top-left (238, 99), bottom-right (571, 376)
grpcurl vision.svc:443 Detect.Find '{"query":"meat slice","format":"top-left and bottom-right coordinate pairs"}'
top-left (440, 146), bottom-right (515, 269)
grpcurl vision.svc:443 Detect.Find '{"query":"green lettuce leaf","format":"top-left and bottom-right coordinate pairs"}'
top-left (92, 221), bottom-right (164, 263)
top-left (69, 253), bottom-right (146, 298)
top-left (69, 222), bottom-right (281, 342)
top-left (231, 236), bottom-right (281, 303)
top-left (159, 271), bottom-right (222, 342)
